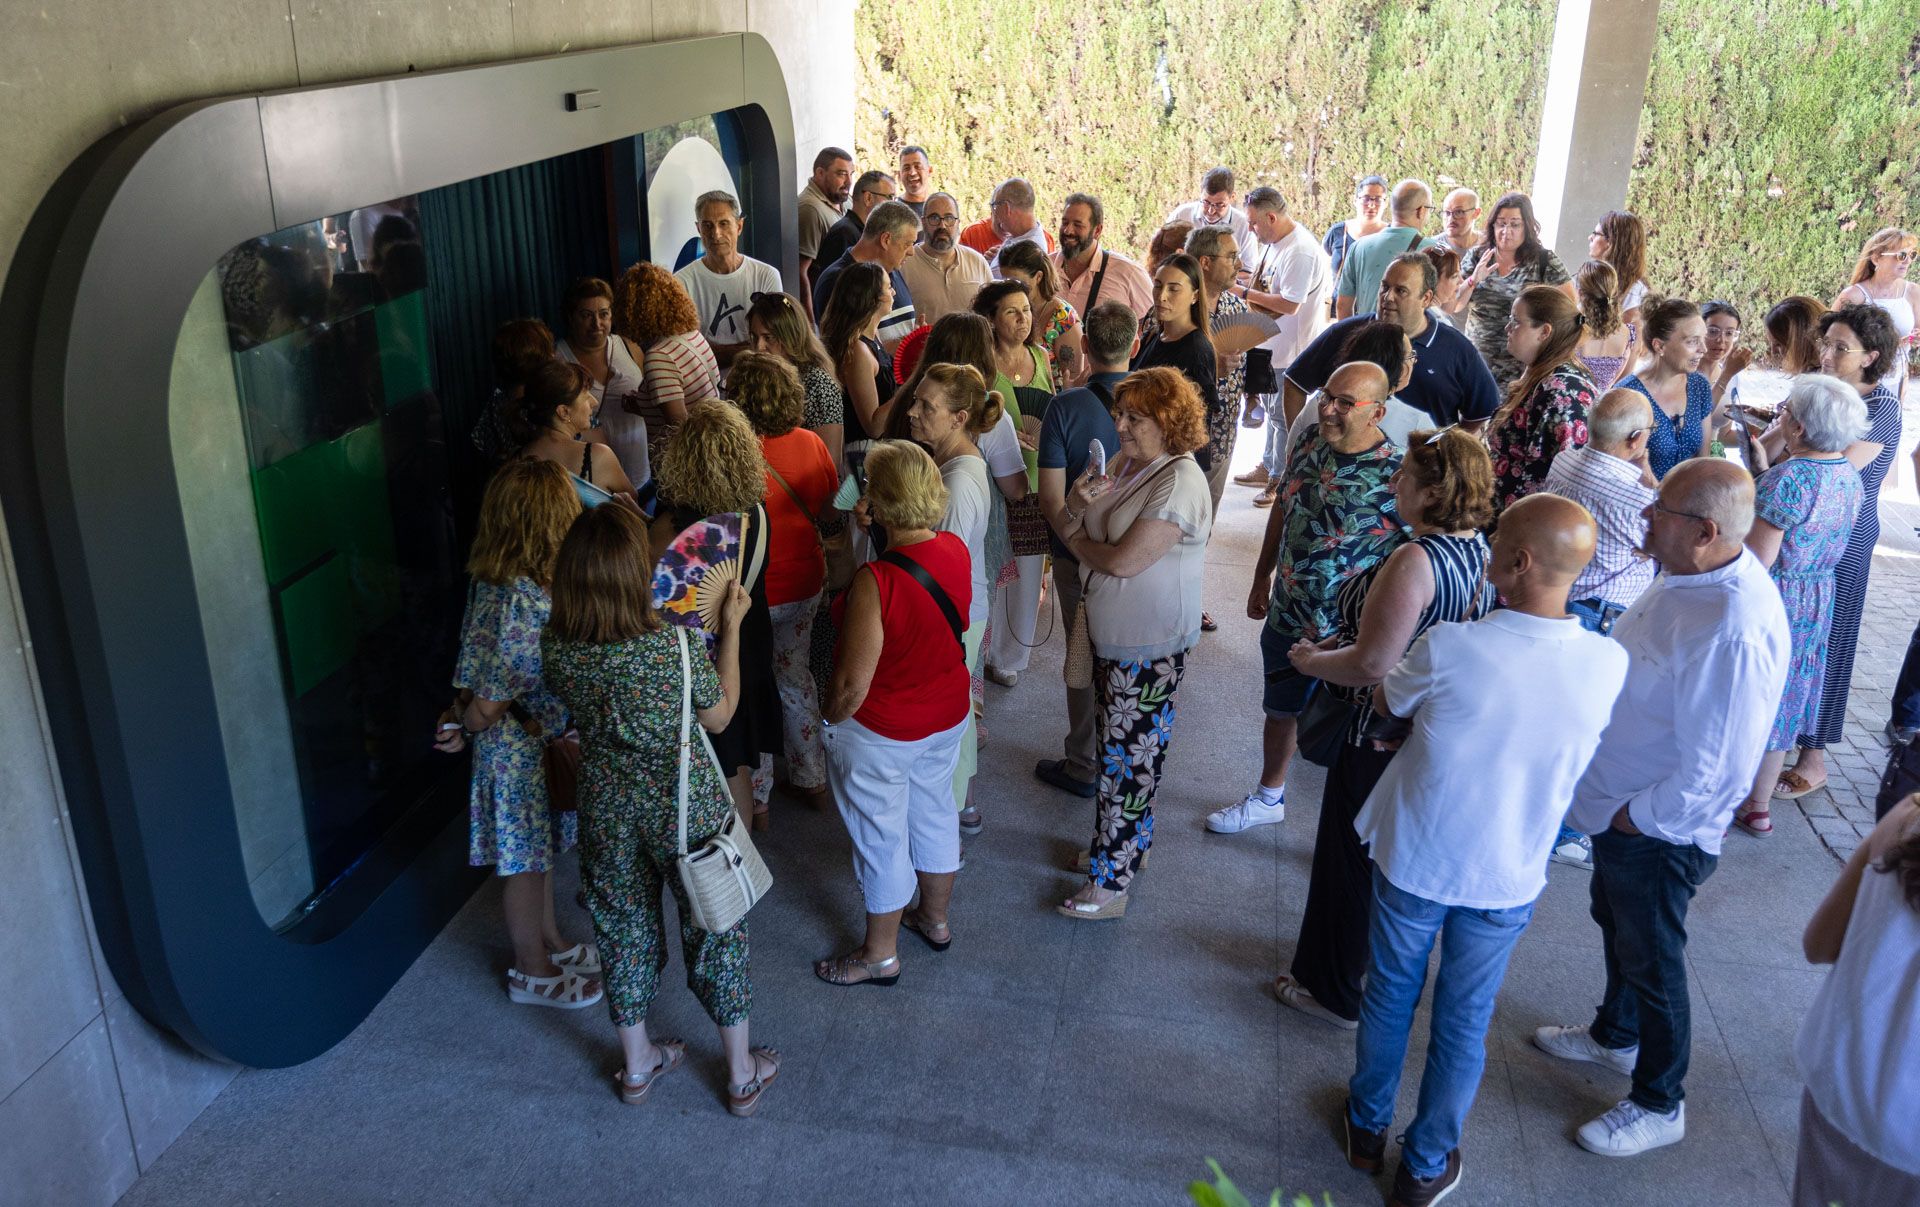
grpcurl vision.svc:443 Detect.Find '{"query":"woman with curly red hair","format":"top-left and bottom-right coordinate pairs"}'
top-left (1053, 367), bottom-right (1213, 921)
top-left (614, 261), bottom-right (720, 478)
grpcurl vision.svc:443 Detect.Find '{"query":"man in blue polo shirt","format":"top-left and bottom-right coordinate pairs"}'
top-left (1032, 300), bottom-right (1136, 798)
top-left (1286, 253), bottom-right (1500, 432)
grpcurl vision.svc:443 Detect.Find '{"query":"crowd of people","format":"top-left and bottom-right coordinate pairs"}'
top-left (435, 149), bottom-right (1920, 1205)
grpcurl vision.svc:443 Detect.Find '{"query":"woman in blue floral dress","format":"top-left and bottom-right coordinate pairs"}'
top-left (1732, 376), bottom-right (1866, 836)
top-left (434, 458), bottom-right (602, 1010)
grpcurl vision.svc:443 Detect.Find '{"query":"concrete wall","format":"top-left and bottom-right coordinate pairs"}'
top-left (0, 4), bottom-right (852, 1204)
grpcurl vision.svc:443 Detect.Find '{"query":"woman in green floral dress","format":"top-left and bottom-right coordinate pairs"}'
top-left (543, 505), bottom-right (780, 1115)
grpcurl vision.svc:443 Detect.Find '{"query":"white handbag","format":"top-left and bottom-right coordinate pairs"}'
top-left (673, 626), bottom-right (773, 932)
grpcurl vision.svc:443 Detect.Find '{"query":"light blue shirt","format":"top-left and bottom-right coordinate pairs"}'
top-left (1335, 225), bottom-right (1442, 312)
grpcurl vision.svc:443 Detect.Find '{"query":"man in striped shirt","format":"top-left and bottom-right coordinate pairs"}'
top-left (1543, 388), bottom-right (1659, 635)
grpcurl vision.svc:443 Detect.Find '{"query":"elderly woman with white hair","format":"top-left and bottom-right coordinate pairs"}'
top-left (1732, 374), bottom-right (1867, 837)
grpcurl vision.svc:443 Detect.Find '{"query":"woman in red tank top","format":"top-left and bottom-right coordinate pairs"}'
top-left (816, 441), bottom-right (972, 988)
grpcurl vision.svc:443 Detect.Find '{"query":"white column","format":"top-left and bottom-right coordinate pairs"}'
top-left (1530, 0), bottom-right (1662, 266)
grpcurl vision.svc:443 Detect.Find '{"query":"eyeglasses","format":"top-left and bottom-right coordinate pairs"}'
top-left (1651, 499), bottom-right (1711, 524)
top-left (1503, 315), bottom-right (1538, 332)
top-left (1441, 208), bottom-right (1476, 219)
top-left (1493, 221), bottom-right (1526, 233)
top-left (1314, 390), bottom-right (1382, 413)
top-left (1815, 338), bottom-right (1860, 355)
top-left (1875, 249), bottom-right (1915, 263)
top-left (923, 214), bottom-right (960, 226)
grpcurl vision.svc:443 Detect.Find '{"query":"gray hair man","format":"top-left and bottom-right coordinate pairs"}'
top-left (814, 169), bottom-right (898, 275)
top-left (962, 176), bottom-right (1047, 262)
top-left (810, 199), bottom-right (921, 350)
top-left (1334, 178), bottom-right (1440, 320)
top-left (901, 191), bottom-right (992, 324)
top-left (1543, 387), bottom-right (1659, 635)
top-left (1540, 458), bottom-right (1789, 1160)
top-left (1231, 185), bottom-right (1332, 494)
top-left (675, 188), bottom-right (781, 368)
top-left (897, 144), bottom-right (932, 214)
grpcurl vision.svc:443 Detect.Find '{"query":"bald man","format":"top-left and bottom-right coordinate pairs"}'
top-left (1541, 459), bottom-right (1789, 1159)
top-left (1217, 361), bottom-right (1406, 835)
top-left (1342, 492), bottom-right (1630, 1201)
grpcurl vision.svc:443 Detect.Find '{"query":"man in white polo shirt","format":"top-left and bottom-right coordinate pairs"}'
top-left (1536, 459), bottom-right (1789, 1160)
top-left (675, 189), bottom-right (781, 370)
top-left (1340, 494), bottom-right (1629, 1206)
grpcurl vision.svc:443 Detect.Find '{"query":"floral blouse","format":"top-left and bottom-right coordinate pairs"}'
top-left (1267, 427), bottom-right (1407, 643)
top-left (1487, 363), bottom-right (1598, 511)
top-left (800, 362), bottom-right (845, 431)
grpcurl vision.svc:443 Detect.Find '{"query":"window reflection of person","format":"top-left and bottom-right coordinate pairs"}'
top-left (514, 361), bottom-right (637, 508)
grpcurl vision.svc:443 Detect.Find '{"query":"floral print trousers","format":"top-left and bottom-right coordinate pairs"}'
top-left (1088, 652), bottom-right (1187, 891)
top-left (580, 785), bottom-right (751, 1029)
top-left (768, 594), bottom-right (827, 791)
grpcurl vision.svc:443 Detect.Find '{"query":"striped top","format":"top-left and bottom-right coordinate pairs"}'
top-left (1330, 531), bottom-right (1493, 744)
top-left (633, 330), bottom-right (719, 470)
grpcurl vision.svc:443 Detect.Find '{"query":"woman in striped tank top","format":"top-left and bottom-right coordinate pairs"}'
top-left (1274, 428), bottom-right (1497, 1029)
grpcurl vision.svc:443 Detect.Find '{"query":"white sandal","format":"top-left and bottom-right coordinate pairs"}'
top-left (506, 967), bottom-right (603, 1009)
top-left (551, 942), bottom-right (601, 976)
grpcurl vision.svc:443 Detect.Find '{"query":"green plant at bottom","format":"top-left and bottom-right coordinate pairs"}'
top-left (1186, 1159), bottom-right (1332, 1207)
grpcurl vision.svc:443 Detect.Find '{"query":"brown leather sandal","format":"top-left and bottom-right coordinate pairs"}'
top-left (727, 1047), bottom-right (781, 1117)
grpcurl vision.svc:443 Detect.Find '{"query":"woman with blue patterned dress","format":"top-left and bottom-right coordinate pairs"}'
top-left (1772, 307), bottom-right (1907, 802)
top-left (1732, 377), bottom-right (1866, 836)
top-left (434, 458), bottom-right (602, 1011)
top-left (1615, 297), bottom-right (1722, 481)
top-left (1276, 429), bottom-right (1496, 1027)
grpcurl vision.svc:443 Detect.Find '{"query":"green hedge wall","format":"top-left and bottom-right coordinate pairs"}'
top-left (855, 0), bottom-right (1920, 325)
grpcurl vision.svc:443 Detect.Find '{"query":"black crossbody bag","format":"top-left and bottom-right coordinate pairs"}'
top-left (879, 550), bottom-right (965, 650)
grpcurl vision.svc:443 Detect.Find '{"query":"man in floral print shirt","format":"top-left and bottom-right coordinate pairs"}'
top-left (1210, 361), bottom-right (1406, 835)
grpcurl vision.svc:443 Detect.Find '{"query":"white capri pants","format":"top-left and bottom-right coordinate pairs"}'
top-left (823, 714), bottom-right (968, 914)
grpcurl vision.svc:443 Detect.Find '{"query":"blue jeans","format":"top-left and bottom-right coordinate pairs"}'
top-left (1349, 870), bottom-right (1534, 1179)
top-left (1261, 394), bottom-right (1287, 474)
top-left (1587, 828), bottom-right (1717, 1113)
top-left (1567, 597), bottom-right (1626, 635)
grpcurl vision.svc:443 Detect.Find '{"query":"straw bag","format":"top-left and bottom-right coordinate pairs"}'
top-left (673, 627), bottom-right (773, 932)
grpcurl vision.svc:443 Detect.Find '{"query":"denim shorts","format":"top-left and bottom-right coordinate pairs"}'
top-left (1260, 623), bottom-right (1320, 719)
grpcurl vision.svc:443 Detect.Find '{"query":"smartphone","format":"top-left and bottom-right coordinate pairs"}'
top-left (1089, 438), bottom-right (1107, 479)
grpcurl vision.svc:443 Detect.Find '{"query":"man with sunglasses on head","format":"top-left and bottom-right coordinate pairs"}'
top-left (1214, 361), bottom-right (1405, 836)
top-left (1536, 458), bottom-right (1789, 1160)
top-left (1166, 166), bottom-right (1259, 271)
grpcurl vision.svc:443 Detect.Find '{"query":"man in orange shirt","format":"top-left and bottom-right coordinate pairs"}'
top-left (959, 177), bottom-right (1054, 263)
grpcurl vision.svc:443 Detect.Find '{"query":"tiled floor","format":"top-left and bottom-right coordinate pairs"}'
top-left (115, 425), bottom-right (1919, 1206)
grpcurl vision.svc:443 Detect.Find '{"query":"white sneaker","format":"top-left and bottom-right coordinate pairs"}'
top-left (1532, 1025), bottom-right (1637, 1076)
top-left (1207, 791), bottom-right (1286, 834)
top-left (1576, 1099), bottom-right (1685, 1157)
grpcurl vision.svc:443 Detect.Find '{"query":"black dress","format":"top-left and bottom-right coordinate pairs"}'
top-left (665, 500), bottom-right (782, 776)
top-left (1131, 327), bottom-right (1220, 469)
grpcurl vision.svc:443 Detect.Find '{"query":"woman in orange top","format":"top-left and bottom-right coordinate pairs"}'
top-left (728, 353), bottom-right (840, 807)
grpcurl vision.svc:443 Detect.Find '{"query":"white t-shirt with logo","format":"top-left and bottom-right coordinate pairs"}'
top-left (1167, 200), bottom-right (1259, 270)
top-left (676, 256), bottom-right (782, 348)
top-left (1249, 220), bottom-right (1332, 371)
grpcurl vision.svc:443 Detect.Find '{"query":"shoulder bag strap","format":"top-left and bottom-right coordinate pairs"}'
top-left (674, 627), bottom-right (728, 857)
top-left (580, 441), bottom-right (593, 482)
top-left (879, 550), bottom-right (964, 649)
top-left (1087, 379), bottom-right (1115, 413)
top-left (1404, 227), bottom-right (1424, 255)
top-left (766, 463), bottom-right (821, 527)
top-left (1084, 251), bottom-right (1111, 313)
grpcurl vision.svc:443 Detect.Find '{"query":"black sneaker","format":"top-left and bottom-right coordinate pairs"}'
top-left (1343, 1100), bottom-right (1387, 1172)
top-left (1033, 759), bottom-right (1097, 798)
top-left (1389, 1149), bottom-right (1462, 1207)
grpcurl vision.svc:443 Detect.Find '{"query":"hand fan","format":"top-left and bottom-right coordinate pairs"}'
top-left (651, 511), bottom-right (745, 633)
